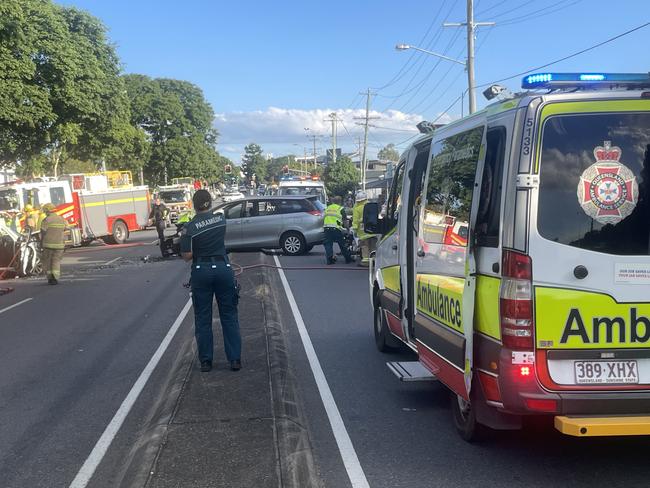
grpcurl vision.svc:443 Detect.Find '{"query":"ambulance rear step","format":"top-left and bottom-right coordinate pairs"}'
top-left (387, 362), bottom-right (437, 382)
top-left (555, 415), bottom-right (650, 437)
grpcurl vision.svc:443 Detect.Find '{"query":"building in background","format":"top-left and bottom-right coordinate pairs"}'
top-left (1, 166), bottom-right (16, 184)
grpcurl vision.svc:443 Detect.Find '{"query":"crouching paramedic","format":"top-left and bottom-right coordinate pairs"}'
top-left (352, 191), bottom-right (377, 267)
top-left (40, 203), bottom-right (67, 285)
top-left (180, 189), bottom-right (242, 373)
top-left (323, 195), bottom-right (353, 265)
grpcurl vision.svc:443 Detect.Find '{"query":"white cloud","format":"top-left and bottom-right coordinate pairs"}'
top-left (214, 106), bottom-right (454, 162)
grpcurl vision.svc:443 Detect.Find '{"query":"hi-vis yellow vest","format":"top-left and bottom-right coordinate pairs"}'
top-left (324, 204), bottom-right (343, 229)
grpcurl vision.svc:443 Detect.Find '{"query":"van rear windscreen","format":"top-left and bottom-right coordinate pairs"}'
top-left (538, 112), bottom-right (650, 255)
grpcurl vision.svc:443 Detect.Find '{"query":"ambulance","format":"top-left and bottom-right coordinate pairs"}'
top-left (365, 73), bottom-right (650, 441)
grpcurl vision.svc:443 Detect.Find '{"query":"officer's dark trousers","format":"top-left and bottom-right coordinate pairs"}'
top-left (156, 222), bottom-right (165, 255)
top-left (323, 227), bottom-right (352, 262)
top-left (190, 260), bottom-right (242, 363)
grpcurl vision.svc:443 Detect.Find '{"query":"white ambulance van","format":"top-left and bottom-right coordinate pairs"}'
top-left (365, 73), bottom-right (650, 441)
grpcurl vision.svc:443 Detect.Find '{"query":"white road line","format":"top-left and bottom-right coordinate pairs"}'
top-left (272, 255), bottom-right (370, 488)
top-left (0, 298), bottom-right (33, 315)
top-left (68, 297), bottom-right (193, 488)
top-left (103, 257), bottom-right (121, 266)
top-left (148, 239), bottom-right (159, 245)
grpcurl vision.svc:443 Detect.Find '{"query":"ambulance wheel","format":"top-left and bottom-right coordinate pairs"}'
top-left (373, 301), bottom-right (396, 353)
top-left (281, 231), bottom-right (305, 255)
top-left (109, 220), bottom-right (129, 245)
top-left (450, 393), bottom-right (484, 442)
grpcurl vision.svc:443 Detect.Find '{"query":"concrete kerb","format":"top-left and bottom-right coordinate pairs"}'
top-left (259, 255), bottom-right (322, 488)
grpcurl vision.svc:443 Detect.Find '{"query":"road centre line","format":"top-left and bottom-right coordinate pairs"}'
top-left (103, 257), bottom-right (121, 266)
top-left (0, 298), bottom-right (33, 315)
top-left (68, 297), bottom-right (193, 488)
top-left (272, 255), bottom-right (370, 488)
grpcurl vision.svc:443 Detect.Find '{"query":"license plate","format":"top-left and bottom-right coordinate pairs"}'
top-left (574, 360), bottom-right (639, 384)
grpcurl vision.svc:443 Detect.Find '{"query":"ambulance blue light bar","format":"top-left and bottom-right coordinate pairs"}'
top-left (522, 72), bottom-right (650, 89)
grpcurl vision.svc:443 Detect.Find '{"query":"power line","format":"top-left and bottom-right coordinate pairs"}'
top-left (496, 0), bottom-right (582, 26)
top-left (415, 26), bottom-right (493, 116)
top-left (487, 0), bottom-right (537, 20)
top-left (382, 28), bottom-right (464, 112)
top-left (477, 20), bottom-right (650, 88)
top-left (375, 0), bottom-right (459, 109)
top-left (475, 0), bottom-right (509, 16)
top-left (371, 0), bottom-right (451, 91)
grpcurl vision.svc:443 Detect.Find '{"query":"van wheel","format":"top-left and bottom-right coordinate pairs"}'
top-left (450, 393), bottom-right (484, 442)
top-left (374, 301), bottom-right (397, 353)
top-left (108, 220), bottom-right (129, 245)
top-left (281, 232), bottom-right (305, 255)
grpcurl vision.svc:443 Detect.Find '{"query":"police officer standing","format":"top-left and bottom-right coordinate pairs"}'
top-left (180, 189), bottom-right (242, 373)
top-left (40, 203), bottom-right (67, 285)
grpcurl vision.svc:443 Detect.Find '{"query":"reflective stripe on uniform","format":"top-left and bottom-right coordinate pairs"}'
top-left (324, 204), bottom-right (343, 229)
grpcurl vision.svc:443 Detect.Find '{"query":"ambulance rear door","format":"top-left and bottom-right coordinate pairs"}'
top-left (413, 123), bottom-right (486, 398)
top-left (529, 98), bottom-right (650, 392)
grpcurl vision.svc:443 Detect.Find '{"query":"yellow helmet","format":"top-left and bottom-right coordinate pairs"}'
top-left (42, 203), bottom-right (56, 213)
top-left (24, 204), bottom-right (34, 212)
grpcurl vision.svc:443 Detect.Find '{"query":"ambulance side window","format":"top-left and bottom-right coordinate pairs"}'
top-left (385, 161), bottom-right (405, 231)
top-left (422, 126), bottom-right (484, 274)
top-left (476, 127), bottom-right (506, 247)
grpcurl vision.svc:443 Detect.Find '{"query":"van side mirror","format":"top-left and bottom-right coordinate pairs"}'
top-left (363, 202), bottom-right (380, 234)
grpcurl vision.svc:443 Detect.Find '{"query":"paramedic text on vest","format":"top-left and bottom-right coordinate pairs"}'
top-left (323, 196), bottom-right (353, 265)
top-left (180, 189), bottom-right (242, 373)
top-left (40, 203), bottom-right (66, 285)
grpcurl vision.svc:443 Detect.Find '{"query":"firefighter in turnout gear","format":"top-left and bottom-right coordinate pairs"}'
top-left (323, 196), bottom-right (353, 265)
top-left (352, 191), bottom-right (377, 267)
top-left (149, 196), bottom-right (169, 256)
top-left (40, 203), bottom-right (66, 285)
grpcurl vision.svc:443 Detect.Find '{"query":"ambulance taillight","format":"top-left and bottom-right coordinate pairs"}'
top-left (499, 250), bottom-right (534, 350)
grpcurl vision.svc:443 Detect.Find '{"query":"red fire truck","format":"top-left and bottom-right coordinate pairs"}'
top-left (0, 171), bottom-right (150, 245)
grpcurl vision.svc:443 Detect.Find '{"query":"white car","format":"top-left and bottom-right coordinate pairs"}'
top-left (221, 190), bottom-right (245, 203)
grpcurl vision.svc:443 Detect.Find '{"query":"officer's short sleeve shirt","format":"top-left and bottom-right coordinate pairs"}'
top-left (179, 210), bottom-right (227, 256)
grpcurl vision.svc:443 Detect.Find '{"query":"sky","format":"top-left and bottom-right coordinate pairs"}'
top-left (56, 0), bottom-right (650, 164)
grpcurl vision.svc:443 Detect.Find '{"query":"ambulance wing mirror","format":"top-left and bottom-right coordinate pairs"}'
top-left (363, 202), bottom-right (380, 234)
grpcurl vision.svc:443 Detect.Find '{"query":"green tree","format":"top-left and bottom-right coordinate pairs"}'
top-left (0, 1), bottom-right (139, 176)
top-left (323, 156), bottom-right (359, 198)
top-left (378, 143), bottom-right (400, 162)
top-left (123, 74), bottom-right (223, 185)
top-left (241, 143), bottom-right (267, 183)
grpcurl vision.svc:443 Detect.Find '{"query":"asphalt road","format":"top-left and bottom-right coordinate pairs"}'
top-left (3, 231), bottom-right (650, 488)
top-left (277, 248), bottom-right (650, 488)
top-left (0, 228), bottom-right (194, 488)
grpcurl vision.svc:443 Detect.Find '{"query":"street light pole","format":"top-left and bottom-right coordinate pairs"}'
top-left (442, 0), bottom-right (495, 114)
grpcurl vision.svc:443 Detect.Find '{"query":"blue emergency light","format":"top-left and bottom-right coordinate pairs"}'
top-left (521, 72), bottom-right (650, 89)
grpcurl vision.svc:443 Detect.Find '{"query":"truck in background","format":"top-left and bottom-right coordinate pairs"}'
top-left (0, 171), bottom-right (150, 245)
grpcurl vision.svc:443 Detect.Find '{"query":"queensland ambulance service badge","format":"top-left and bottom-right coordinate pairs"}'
top-left (576, 141), bottom-right (638, 225)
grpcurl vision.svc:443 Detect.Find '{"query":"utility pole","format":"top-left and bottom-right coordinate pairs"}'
top-left (305, 133), bottom-right (321, 169)
top-left (354, 88), bottom-right (380, 191)
top-left (444, 0), bottom-right (494, 114)
top-left (323, 113), bottom-right (339, 163)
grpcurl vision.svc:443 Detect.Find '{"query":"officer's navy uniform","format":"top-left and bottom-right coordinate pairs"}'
top-left (180, 210), bottom-right (241, 365)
